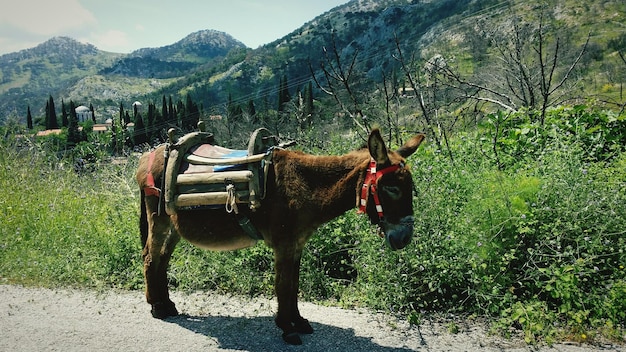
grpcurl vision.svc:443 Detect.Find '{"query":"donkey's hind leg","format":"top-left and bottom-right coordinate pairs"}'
top-left (142, 197), bottom-right (180, 319)
top-left (273, 245), bottom-right (314, 345)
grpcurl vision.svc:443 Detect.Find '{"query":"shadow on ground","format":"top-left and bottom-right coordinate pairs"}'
top-left (167, 313), bottom-right (419, 352)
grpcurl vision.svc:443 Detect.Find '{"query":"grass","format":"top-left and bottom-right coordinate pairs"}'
top-left (0, 137), bottom-right (143, 289)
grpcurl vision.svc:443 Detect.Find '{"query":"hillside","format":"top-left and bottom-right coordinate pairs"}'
top-left (0, 30), bottom-right (246, 121)
top-left (0, 0), bottom-right (625, 127)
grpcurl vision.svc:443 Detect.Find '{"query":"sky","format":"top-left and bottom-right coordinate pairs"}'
top-left (0, 0), bottom-right (349, 55)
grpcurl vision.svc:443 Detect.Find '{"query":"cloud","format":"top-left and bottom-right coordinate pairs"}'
top-left (90, 30), bottom-right (131, 52)
top-left (0, 0), bottom-right (97, 36)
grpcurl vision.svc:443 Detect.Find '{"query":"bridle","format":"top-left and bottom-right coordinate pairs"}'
top-left (357, 159), bottom-right (404, 233)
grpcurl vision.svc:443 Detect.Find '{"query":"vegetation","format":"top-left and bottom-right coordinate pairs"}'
top-left (1, 104), bottom-right (625, 345)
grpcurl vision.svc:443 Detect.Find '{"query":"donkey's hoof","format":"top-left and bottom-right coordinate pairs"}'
top-left (282, 332), bottom-right (302, 345)
top-left (294, 318), bottom-right (314, 334)
top-left (151, 302), bottom-right (178, 319)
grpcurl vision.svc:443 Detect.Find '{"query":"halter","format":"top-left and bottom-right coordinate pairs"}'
top-left (358, 159), bottom-right (403, 223)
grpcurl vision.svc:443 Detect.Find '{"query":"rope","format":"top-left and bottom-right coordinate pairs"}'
top-left (225, 183), bottom-right (239, 214)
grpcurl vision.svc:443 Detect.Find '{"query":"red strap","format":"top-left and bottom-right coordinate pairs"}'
top-left (358, 160), bottom-right (400, 217)
top-left (144, 150), bottom-right (161, 197)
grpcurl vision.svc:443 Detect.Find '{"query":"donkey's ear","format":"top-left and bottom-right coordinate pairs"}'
top-left (396, 133), bottom-right (425, 158)
top-left (368, 128), bottom-right (390, 164)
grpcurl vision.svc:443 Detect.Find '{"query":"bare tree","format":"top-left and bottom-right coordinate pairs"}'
top-left (392, 34), bottom-right (442, 150)
top-left (310, 32), bottom-right (370, 138)
top-left (446, 9), bottom-right (589, 125)
top-left (392, 33), bottom-right (463, 162)
top-left (380, 69), bottom-right (400, 145)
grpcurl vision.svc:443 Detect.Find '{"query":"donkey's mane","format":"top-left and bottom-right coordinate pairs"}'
top-left (271, 148), bottom-right (370, 214)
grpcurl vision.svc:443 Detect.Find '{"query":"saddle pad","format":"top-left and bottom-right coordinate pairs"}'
top-left (182, 144), bottom-right (248, 173)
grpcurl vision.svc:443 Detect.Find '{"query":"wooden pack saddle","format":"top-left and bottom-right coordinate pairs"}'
top-left (163, 127), bottom-right (277, 216)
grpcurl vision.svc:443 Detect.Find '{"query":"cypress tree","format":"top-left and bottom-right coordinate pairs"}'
top-left (48, 95), bottom-right (59, 129)
top-left (89, 103), bottom-right (95, 122)
top-left (278, 75), bottom-right (291, 112)
top-left (27, 106), bottom-right (33, 129)
top-left (160, 95), bottom-right (168, 128)
top-left (146, 102), bottom-right (155, 142)
top-left (119, 102), bottom-right (125, 126)
top-left (67, 100), bottom-right (81, 146)
top-left (168, 96), bottom-right (175, 125)
top-left (183, 94), bottom-right (199, 130)
top-left (61, 99), bottom-right (69, 127)
top-left (45, 101), bottom-right (50, 129)
top-left (176, 100), bottom-right (185, 128)
top-left (133, 111), bottom-right (147, 146)
top-left (124, 111), bottom-right (131, 126)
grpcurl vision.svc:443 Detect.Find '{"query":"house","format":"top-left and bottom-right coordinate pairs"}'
top-left (75, 105), bottom-right (92, 122)
top-left (92, 118), bottom-right (113, 134)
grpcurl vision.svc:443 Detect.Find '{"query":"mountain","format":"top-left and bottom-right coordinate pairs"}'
top-left (1, 0), bottom-right (624, 127)
top-left (0, 31), bottom-right (246, 120)
top-left (166, 0), bottom-right (625, 125)
top-left (100, 30), bottom-right (246, 78)
top-left (0, 37), bottom-right (121, 119)
top-left (130, 29), bottom-right (244, 63)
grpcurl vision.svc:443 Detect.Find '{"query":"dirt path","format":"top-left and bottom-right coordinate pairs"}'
top-left (0, 284), bottom-right (623, 352)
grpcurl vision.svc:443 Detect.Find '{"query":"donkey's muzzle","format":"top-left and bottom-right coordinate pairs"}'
top-left (382, 216), bottom-right (414, 250)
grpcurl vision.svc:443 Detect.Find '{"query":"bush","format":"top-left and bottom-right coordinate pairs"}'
top-left (342, 108), bottom-right (626, 343)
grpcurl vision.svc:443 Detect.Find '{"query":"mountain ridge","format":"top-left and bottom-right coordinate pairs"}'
top-left (1, 0), bottom-right (624, 125)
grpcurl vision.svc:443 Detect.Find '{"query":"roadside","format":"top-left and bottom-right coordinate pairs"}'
top-left (0, 285), bottom-right (623, 352)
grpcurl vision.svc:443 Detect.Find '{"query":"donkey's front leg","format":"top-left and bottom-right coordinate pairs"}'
top-left (273, 246), bottom-right (314, 345)
top-left (143, 202), bottom-right (180, 319)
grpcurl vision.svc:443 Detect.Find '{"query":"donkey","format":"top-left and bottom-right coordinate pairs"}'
top-left (136, 128), bottom-right (425, 345)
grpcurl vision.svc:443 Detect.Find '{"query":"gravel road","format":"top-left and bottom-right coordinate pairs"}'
top-left (1, 284), bottom-right (623, 352)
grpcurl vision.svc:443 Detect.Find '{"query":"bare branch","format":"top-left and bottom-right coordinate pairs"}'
top-left (549, 32), bottom-right (590, 96)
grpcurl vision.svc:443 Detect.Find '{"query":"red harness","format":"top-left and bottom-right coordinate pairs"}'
top-left (144, 150), bottom-right (161, 197)
top-left (358, 159), bottom-right (402, 221)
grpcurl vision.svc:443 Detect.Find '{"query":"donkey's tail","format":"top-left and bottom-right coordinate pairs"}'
top-left (139, 190), bottom-right (148, 248)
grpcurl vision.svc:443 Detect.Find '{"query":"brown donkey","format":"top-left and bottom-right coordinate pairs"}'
top-left (136, 128), bottom-right (425, 345)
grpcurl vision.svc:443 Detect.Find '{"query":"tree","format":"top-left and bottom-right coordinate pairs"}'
top-left (49, 95), bottom-right (58, 129)
top-left (119, 102), bottom-right (126, 126)
top-left (26, 106), bottom-right (33, 130)
top-left (246, 99), bottom-right (257, 123)
top-left (67, 100), bottom-right (82, 146)
top-left (168, 96), bottom-right (175, 126)
top-left (89, 103), bottom-right (95, 123)
top-left (310, 32), bottom-right (369, 136)
top-left (45, 101), bottom-right (50, 129)
top-left (133, 111), bottom-right (147, 146)
top-left (278, 74), bottom-right (291, 112)
top-left (146, 102), bottom-right (155, 143)
top-left (181, 94), bottom-right (199, 131)
top-left (226, 93), bottom-right (244, 127)
top-left (61, 99), bottom-right (69, 127)
top-left (45, 95), bottom-right (59, 130)
top-left (392, 34), bottom-right (442, 150)
top-left (176, 100), bottom-right (185, 128)
top-left (160, 95), bottom-right (168, 128)
top-left (447, 9), bottom-right (590, 124)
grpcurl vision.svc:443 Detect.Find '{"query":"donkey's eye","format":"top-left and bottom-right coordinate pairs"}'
top-left (382, 185), bottom-right (402, 200)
